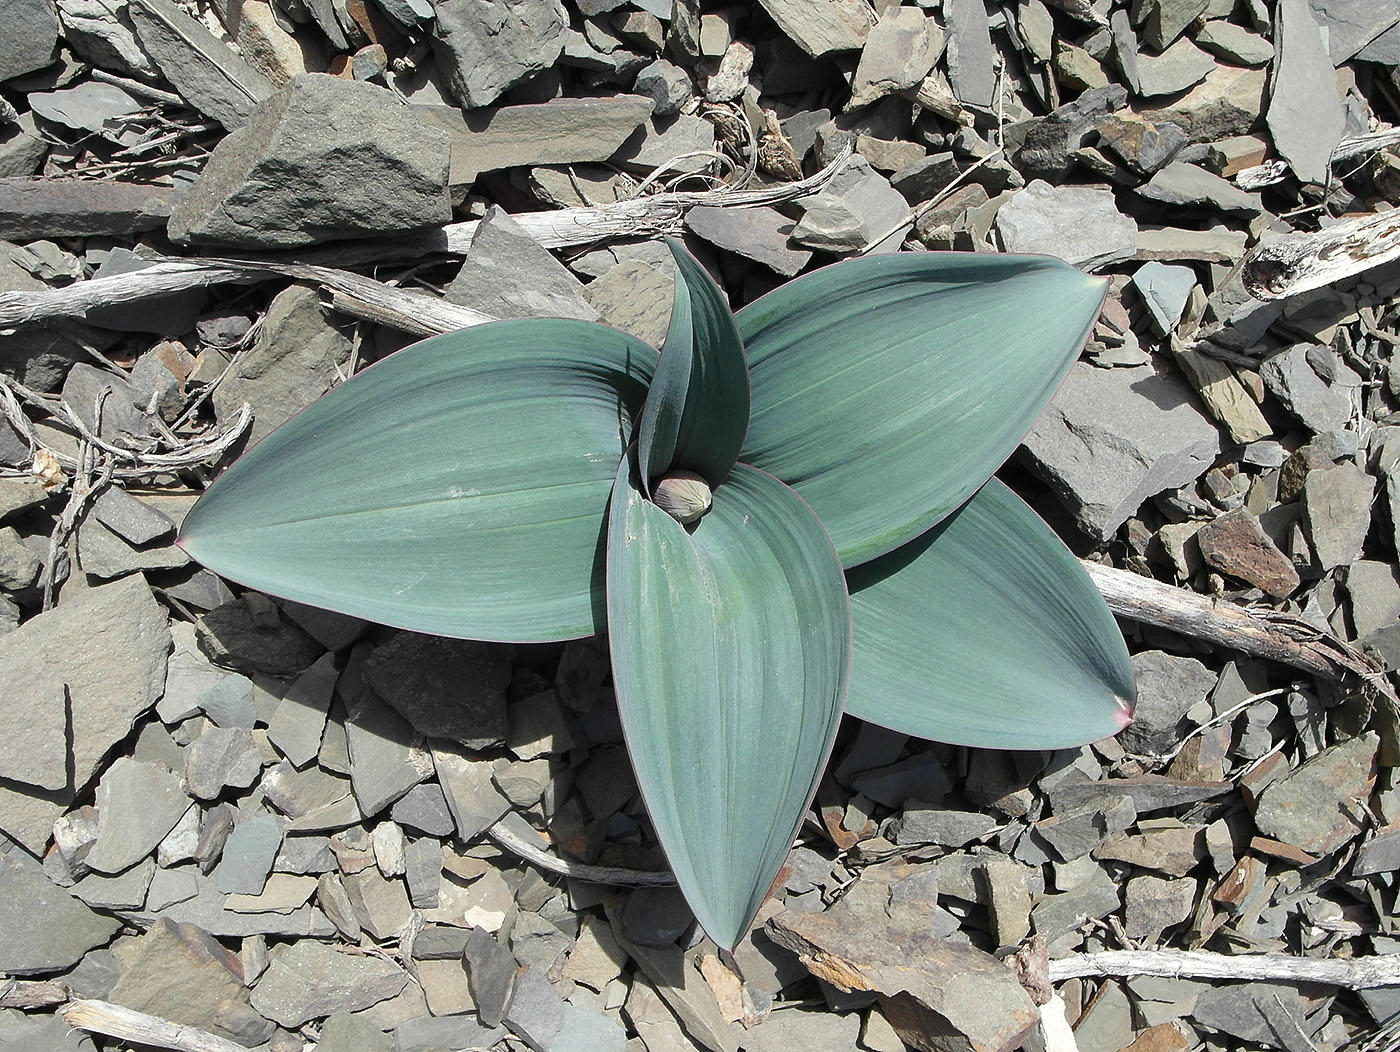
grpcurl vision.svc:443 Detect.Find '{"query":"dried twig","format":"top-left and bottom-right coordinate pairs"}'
top-left (1083, 560), bottom-right (1387, 684)
top-left (0, 377), bottom-right (252, 481)
top-left (61, 1000), bottom-right (250, 1052)
top-left (1048, 948), bottom-right (1400, 989)
top-left (1243, 208), bottom-right (1400, 300)
top-left (0, 149), bottom-right (852, 332)
top-left (487, 812), bottom-right (675, 887)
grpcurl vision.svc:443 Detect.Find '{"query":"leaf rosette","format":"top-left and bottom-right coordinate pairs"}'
top-left (180, 239), bottom-right (1135, 949)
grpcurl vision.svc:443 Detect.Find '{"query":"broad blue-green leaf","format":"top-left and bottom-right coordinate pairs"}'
top-left (179, 320), bottom-right (656, 642)
top-left (738, 253), bottom-right (1108, 568)
top-left (635, 238), bottom-right (749, 490)
top-left (845, 478), bottom-right (1135, 748)
top-left (607, 458), bottom-right (850, 949)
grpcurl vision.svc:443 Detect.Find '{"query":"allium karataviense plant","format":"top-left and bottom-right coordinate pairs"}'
top-left (179, 241), bottom-right (1136, 949)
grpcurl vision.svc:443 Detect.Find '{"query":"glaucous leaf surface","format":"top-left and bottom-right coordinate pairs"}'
top-left (846, 479), bottom-right (1135, 748)
top-left (179, 320), bottom-right (655, 642)
top-left (738, 253), bottom-right (1108, 568)
top-left (607, 459), bottom-right (850, 949)
top-left (636, 238), bottom-right (749, 490)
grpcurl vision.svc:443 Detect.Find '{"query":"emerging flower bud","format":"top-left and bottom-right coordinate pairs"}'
top-left (653, 470), bottom-right (713, 525)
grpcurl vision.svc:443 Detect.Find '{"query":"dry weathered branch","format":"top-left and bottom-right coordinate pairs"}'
top-left (1243, 207), bottom-right (1400, 300)
top-left (1083, 560), bottom-right (1386, 683)
top-left (327, 288), bottom-right (492, 337)
top-left (0, 150), bottom-right (852, 332)
top-left (487, 812), bottom-right (675, 887)
top-left (0, 978), bottom-right (68, 1009)
top-left (1048, 948), bottom-right (1400, 989)
top-left (60, 1000), bottom-right (251, 1052)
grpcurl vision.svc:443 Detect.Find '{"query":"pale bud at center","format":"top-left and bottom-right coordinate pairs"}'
top-left (653, 469), bottom-right (713, 525)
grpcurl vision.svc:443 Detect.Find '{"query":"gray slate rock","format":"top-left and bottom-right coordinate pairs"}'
top-left (892, 805), bottom-right (996, 847)
top-left (416, 94), bottom-right (654, 186)
top-left (91, 485), bottom-right (175, 545)
top-left (346, 693), bottom-right (431, 818)
top-left (945, 0), bottom-right (996, 107)
top-left (196, 597), bottom-right (322, 676)
top-left (1306, 0), bottom-right (1400, 64)
top-left (0, 671), bottom-right (66, 789)
top-left (0, 176), bottom-right (180, 239)
top-left (185, 726), bottom-right (262, 800)
top-left (214, 813), bottom-right (283, 894)
top-left (1140, 0), bottom-right (1209, 50)
top-left (634, 59), bottom-right (692, 115)
top-left (1267, 0), bottom-right (1346, 184)
top-left (445, 207), bottom-right (596, 322)
top-left (997, 180), bottom-right (1137, 271)
top-left (168, 74), bottom-right (451, 248)
top-left (1021, 361), bottom-right (1222, 540)
top-left (1135, 38), bottom-right (1216, 97)
top-left (1118, 652), bottom-right (1216, 756)
top-left (1196, 19), bottom-right (1275, 64)
top-left (128, 0), bottom-right (275, 129)
top-left (266, 652), bottom-right (337, 767)
top-left (1137, 161), bottom-right (1262, 213)
top-left (395, 1014), bottom-right (508, 1052)
top-left (86, 758), bottom-right (192, 873)
top-left (612, 112), bottom-right (717, 175)
top-left (754, 0), bottom-right (871, 58)
top-left (848, 5), bottom-right (942, 109)
top-left (0, 525), bottom-right (41, 590)
top-left (107, 918), bottom-right (274, 1046)
top-left (1302, 463), bottom-right (1373, 571)
top-left (1192, 982), bottom-right (1313, 1052)
top-left (1131, 261), bottom-right (1195, 333)
top-left (391, 782), bottom-right (456, 836)
top-left (503, 966), bottom-right (566, 1049)
top-left (431, 0), bottom-right (569, 108)
top-left (212, 283), bottom-right (353, 447)
top-left (0, 0), bottom-right (60, 80)
top-left (432, 745), bottom-right (511, 841)
top-left (198, 673), bottom-right (255, 728)
top-left (1255, 732), bottom-right (1378, 856)
top-left (152, 871), bottom-right (336, 937)
top-left (0, 576), bottom-right (169, 853)
top-left (685, 205), bottom-right (811, 276)
top-left (57, 0), bottom-right (157, 77)
top-left (251, 940), bottom-right (409, 1026)
top-left (1259, 343), bottom-right (1358, 433)
top-left (364, 633), bottom-right (512, 750)
top-left (77, 518), bottom-right (189, 579)
top-left (0, 855), bottom-right (121, 975)
top-left (0, 112), bottom-right (49, 178)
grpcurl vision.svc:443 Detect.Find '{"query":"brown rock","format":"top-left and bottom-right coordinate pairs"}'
top-left (1093, 824), bottom-right (1206, 877)
top-left (1122, 1021), bottom-right (1193, 1052)
top-left (1196, 508), bottom-right (1300, 597)
top-left (766, 908), bottom-right (1038, 1052)
top-left (1277, 443), bottom-right (1333, 503)
top-left (109, 918), bottom-right (274, 1046)
top-left (1137, 64), bottom-right (1267, 141)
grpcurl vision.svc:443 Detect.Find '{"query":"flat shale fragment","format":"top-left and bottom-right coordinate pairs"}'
top-left (767, 908), bottom-right (1038, 1052)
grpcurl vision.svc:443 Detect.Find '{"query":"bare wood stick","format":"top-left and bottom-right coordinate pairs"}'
top-left (0, 978), bottom-right (68, 1009)
top-left (1049, 948), bottom-right (1400, 989)
top-left (0, 151), bottom-right (853, 331)
top-left (327, 287), bottom-right (492, 337)
top-left (1242, 207), bottom-right (1400, 300)
top-left (60, 1000), bottom-right (251, 1052)
top-left (1083, 560), bottom-right (1383, 683)
top-left (487, 812), bottom-right (675, 887)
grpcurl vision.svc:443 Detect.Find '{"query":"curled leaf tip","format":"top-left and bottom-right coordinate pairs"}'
top-left (1113, 696), bottom-right (1136, 729)
top-left (653, 469), bottom-right (713, 525)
